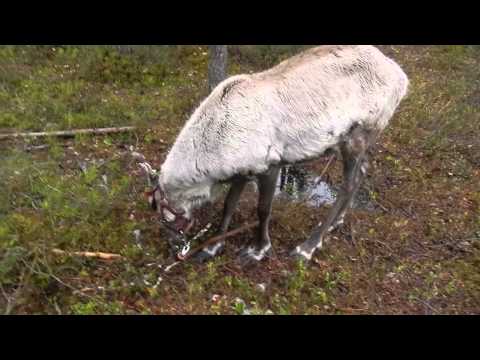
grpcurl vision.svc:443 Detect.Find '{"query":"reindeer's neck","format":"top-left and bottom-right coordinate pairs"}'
top-left (159, 78), bottom-right (249, 211)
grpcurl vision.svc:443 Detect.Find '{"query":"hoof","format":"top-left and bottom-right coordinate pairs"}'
top-left (290, 246), bottom-right (314, 262)
top-left (238, 244), bottom-right (272, 268)
top-left (193, 250), bottom-right (214, 264)
top-left (193, 242), bottom-right (224, 264)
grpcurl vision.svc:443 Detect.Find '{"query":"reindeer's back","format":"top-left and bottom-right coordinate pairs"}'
top-left (162, 46), bottom-right (408, 187)
top-left (255, 45), bottom-right (408, 128)
top-left (243, 45), bottom-right (409, 163)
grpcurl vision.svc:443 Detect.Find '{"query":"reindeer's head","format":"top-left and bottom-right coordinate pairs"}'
top-left (139, 162), bottom-right (195, 251)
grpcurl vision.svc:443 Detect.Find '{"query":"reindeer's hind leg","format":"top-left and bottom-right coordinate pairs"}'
top-left (239, 165), bottom-right (281, 265)
top-left (195, 176), bottom-right (248, 263)
top-left (291, 126), bottom-right (372, 261)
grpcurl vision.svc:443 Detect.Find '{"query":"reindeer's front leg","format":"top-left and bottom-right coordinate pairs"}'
top-left (239, 165), bottom-right (280, 265)
top-left (195, 176), bottom-right (248, 263)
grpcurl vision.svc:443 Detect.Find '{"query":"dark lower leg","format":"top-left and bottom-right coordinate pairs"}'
top-left (305, 158), bottom-right (364, 249)
top-left (255, 166), bottom-right (281, 250)
top-left (219, 177), bottom-right (248, 233)
top-left (197, 177), bottom-right (247, 261)
top-left (292, 126), bottom-right (372, 260)
top-left (328, 159), bottom-right (369, 231)
top-left (239, 166), bottom-right (280, 262)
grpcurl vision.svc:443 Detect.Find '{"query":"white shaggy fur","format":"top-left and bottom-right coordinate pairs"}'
top-left (159, 45), bottom-right (409, 216)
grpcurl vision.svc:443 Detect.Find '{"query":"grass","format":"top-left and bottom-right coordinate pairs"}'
top-left (0, 45), bottom-right (207, 132)
top-left (0, 45), bottom-right (479, 315)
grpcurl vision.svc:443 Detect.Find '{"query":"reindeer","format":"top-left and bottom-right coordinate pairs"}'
top-left (140, 45), bottom-right (409, 265)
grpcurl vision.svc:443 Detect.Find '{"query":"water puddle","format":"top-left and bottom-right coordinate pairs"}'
top-left (275, 165), bottom-right (336, 207)
top-left (274, 165), bottom-right (375, 210)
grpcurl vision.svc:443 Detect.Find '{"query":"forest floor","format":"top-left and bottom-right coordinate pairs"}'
top-left (0, 45), bottom-right (479, 315)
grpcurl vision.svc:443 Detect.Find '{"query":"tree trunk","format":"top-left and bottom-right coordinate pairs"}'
top-left (208, 45), bottom-right (228, 92)
top-left (116, 45), bottom-right (134, 55)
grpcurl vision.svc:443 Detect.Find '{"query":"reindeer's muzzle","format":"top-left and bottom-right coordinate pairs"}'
top-left (140, 162), bottom-right (194, 254)
top-left (145, 185), bottom-right (195, 249)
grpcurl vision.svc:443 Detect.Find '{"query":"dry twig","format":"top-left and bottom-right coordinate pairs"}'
top-left (177, 221), bottom-right (259, 261)
top-left (0, 127), bottom-right (136, 140)
top-left (52, 249), bottom-right (124, 261)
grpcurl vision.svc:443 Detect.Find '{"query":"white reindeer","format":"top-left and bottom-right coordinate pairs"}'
top-left (141, 45), bottom-right (409, 265)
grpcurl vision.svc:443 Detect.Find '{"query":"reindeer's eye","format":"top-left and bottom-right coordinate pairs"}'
top-left (162, 209), bottom-right (176, 222)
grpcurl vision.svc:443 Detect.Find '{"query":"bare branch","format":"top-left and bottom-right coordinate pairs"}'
top-left (0, 126), bottom-right (136, 140)
top-left (177, 221), bottom-right (259, 261)
top-left (51, 249), bottom-right (124, 261)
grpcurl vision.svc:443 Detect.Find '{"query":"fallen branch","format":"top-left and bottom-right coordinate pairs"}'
top-left (411, 296), bottom-right (439, 315)
top-left (337, 307), bottom-right (369, 314)
top-left (52, 248), bottom-right (124, 261)
top-left (25, 144), bottom-right (51, 152)
top-left (0, 126), bottom-right (136, 140)
top-left (177, 221), bottom-right (259, 261)
top-left (317, 154), bottom-right (336, 182)
top-left (163, 222), bottom-right (260, 272)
